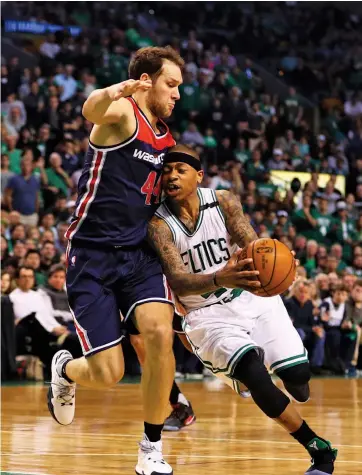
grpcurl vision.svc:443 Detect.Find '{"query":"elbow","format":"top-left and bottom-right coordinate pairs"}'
top-left (82, 101), bottom-right (94, 123)
top-left (168, 278), bottom-right (189, 297)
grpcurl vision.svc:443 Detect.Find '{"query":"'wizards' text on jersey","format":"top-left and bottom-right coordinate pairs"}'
top-left (65, 97), bottom-right (175, 247)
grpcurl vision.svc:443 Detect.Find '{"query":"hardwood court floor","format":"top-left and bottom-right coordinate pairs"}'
top-left (1, 377), bottom-right (362, 475)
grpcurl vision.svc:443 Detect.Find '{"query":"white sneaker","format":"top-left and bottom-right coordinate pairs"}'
top-left (135, 435), bottom-right (173, 475)
top-left (47, 350), bottom-right (76, 425)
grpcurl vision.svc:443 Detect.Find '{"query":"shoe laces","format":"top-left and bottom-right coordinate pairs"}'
top-left (53, 382), bottom-right (75, 406)
top-left (139, 437), bottom-right (164, 460)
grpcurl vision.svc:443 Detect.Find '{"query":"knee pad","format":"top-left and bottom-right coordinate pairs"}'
top-left (231, 349), bottom-right (290, 419)
top-left (277, 363), bottom-right (311, 403)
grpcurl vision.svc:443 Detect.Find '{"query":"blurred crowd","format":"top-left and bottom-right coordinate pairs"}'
top-left (1, 2), bottom-right (361, 381)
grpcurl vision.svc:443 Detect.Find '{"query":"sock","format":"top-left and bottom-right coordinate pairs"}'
top-left (291, 420), bottom-right (318, 448)
top-left (169, 380), bottom-right (189, 407)
top-left (178, 392), bottom-right (189, 406)
top-left (144, 422), bottom-right (164, 443)
top-left (169, 381), bottom-right (182, 405)
top-left (61, 360), bottom-right (74, 384)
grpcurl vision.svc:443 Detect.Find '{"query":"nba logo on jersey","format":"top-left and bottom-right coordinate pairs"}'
top-left (71, 255), bottom-right (76, 266)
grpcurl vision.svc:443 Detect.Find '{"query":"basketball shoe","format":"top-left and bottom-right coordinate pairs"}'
top-left (135, 435), bottom-right (173, 475)
top-left (305, 438), bottom-right (337, 474)
top-left (163, 401), bottom-right (196, 431)
top-left (47, 350), bottom-right (76, 425)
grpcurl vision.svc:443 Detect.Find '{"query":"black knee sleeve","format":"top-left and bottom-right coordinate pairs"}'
top-left (231, 349), bottom-right (290, 419)
top-left (277, 363), bottom-right (311, 403)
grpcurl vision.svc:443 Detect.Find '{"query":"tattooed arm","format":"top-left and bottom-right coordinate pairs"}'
top-left (147, 216), bottom-right (261, 296)
top-left (216, 190), bottom-right (258, 248)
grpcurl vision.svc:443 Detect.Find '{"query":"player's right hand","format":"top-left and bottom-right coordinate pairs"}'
top-left (106, 79), bottom-right (152, 101)
top-left (215, 249), bottom-right (261, 291)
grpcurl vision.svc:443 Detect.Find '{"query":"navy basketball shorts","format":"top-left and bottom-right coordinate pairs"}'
top-left (66, 243), bottom-right (174, 357)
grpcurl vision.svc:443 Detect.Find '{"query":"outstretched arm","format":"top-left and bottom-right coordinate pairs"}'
top-left (147, 217), bottom-right (261, 297)
top-left (216, 190), bottom-right (258, 248)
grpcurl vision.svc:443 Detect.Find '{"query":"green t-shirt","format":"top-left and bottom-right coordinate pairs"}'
top-left (35, 271), bottom-right (47, 287)
top-left (303, 257), bottom-right (317, 278)
top-left (284, 95), bottom-right (300, 123)
top-left (245, 160), bottom-right (265, 182)
top-left (178, 83), bottom-right (200, 112)
top-left (258, 182), bottom-right (278, 199)
top-left (315, 212), bottom-right (335, 243)
top-left (8, 149), bottom-right (22, 175)
top-left (197, 88), bottom-right (213, 112)
top-left (291, 208), bottom-right (320, 239)
top-left (45, 168), bottom-right (69, 197)
top-left (234, 149), bottom-right (251, 164)
top-left (204, 136), bottom-right (217, 148)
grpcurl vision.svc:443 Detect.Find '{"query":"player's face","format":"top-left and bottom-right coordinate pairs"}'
top-left (146, 61), bottom-right (182, 118)
top-left (162, 162), bottom-right (203, 201)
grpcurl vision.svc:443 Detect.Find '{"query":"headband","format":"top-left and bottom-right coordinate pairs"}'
top-left (163, 152), bottom-right (201, 171)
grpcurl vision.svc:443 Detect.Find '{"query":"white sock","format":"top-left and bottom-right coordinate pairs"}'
top-left (178, 393), bottom-right (189, 406)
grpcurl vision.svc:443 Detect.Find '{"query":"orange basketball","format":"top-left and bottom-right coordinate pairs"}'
top-left (242, 238), bottom-right (296, 297)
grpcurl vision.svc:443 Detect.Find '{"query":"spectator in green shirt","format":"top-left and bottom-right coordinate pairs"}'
top-left (203, 128), bottom-right (218, 149)
top-left (5, 136), bottom-right (22, 175)
top-left (177, 71), bottom-right (200, 121)
top-left (45, 153), bottom-right (73, 199)
top-left (329, 201), bottom-right (359, 262)
top-left (301, 239), bottom-right (319, 278)
top-left (314, 197), bottom-right (335, 244)
top-left (24, 249), bottom-right (47, 287)
top-left (244, 149), bottom-right (265, 183)
top-left (258, 171), bottom-right (278, 199)
top-left (233, 138), bottom-right (250, 165)
top-left (330, 243), bottom-right (348, 274)
top-left (291, 194), bottom-right (319, 240)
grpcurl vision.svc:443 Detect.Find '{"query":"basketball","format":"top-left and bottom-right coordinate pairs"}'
top-left (241, 238), bottom-right (296, 297)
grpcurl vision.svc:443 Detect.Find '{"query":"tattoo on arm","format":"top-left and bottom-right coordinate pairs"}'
top-left (216, 190), bottom-right (258, 248)
top-left (147, 217), bottom-right (217, 296)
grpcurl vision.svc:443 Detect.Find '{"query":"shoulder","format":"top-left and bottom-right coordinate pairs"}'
top-left (216, 190), bottom-right (243, 212)
top-left (6, 175), bottom-right (19, 187)
top-left (9, 288), bottom-right (20, 300)
top-left (148, 215), bottom-right (172, 236)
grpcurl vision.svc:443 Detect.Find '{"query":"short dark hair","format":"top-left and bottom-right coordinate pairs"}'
top-left (353, 279), bottom-right (362, 289)
top-left (332, 284), bottom-right (349, 294)
top-left (42, 240), bottom-right (55, 247)
top-left (128, 46), bottom-right (184, 81)
top-left (25, 249), bottom-right (40, 258)
top-left (48, 264), bottom-right (66, 277)
top-left (15, 266), bottom-right (34, 279)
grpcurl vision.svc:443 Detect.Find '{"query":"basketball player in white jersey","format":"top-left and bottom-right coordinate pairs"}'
top-left (147, 145), bottom-right (337, 475)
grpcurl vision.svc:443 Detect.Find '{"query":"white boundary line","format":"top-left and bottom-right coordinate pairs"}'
top-left (1, 453), bottom-right (361, 464)
top-left (2, 430), bottom-right (361, 449)
top-left (0, 472), bottom-right (53, 475)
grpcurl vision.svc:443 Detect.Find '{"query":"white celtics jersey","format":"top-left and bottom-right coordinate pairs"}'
top-left (155, 188), bottom-right (239, 312)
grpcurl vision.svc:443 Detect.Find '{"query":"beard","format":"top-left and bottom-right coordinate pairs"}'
top-left (146, 91), bottom-right (170, 119)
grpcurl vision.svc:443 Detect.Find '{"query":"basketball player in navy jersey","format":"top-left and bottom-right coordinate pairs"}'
top-left (47, 46), bottom-right (187, 475)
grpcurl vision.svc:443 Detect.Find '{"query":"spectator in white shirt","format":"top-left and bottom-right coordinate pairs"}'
top-left (344, 93), bottom-right (362, 117)
top-left (54, 65), bottom-right (77, 102)
top-left (39, 34), bottom-right (61, 59)
top-left (9, 266), bottom-right (68, 378)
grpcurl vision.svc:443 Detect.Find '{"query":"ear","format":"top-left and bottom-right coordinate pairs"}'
top-left (140, 72), bottom-right (151, 82)
top-left (197, 170), bottom-right (204, 184)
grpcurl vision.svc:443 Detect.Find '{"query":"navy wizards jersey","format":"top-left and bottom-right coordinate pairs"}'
top-left (65, 97), bottom-right (175, 247)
